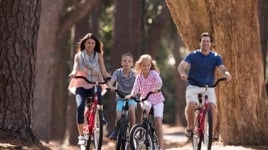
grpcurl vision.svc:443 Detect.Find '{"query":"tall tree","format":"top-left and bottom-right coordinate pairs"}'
top-left (33, 0), bottom-right (99, 141)
top-left (258, 0), bottom-right (268, 79)
top-left (0, 0), bottom-right (41, 142)
top-left (165, 0), bottom-right (268, 145)
top-left (105, 0), bottom-right (144, 134)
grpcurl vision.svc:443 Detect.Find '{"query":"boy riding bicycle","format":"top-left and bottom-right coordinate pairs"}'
top-left (108, 53), bottom-right (137, 139)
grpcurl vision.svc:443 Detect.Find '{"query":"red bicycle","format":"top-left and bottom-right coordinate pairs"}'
top-left (74, 76), bottom-right (110, 150)
top-left (188, 77), bottom-right (226, 150)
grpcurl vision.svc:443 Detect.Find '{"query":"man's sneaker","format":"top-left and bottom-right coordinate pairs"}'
top-left (184, 128), bottom-right (193, 137)
top-left (212, 134), bottom-right (219, 141)
top-left (78, 135), bottom-right (86, 145)
top-left (109, 131), bottom-right (118, 140)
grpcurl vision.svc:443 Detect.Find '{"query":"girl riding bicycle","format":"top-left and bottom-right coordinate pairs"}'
top-left (127, 54), bottom-right (165, 150)
top-left (68, 33), bottom-right (110, 145)
top-left (108, 52), bottom-right (137, 139)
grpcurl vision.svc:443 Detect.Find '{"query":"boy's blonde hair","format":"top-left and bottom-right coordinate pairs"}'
top-left (134, 54), bottom-right (159, 74)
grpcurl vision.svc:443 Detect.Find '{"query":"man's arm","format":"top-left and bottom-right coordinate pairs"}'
top-left (218, 64), bottom-right (232, 81)
top-left (178, 60), bottom-right (190, 81)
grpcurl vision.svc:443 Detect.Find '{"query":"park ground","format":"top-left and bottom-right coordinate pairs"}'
top-left (1, 125), bottom-right (268, 150)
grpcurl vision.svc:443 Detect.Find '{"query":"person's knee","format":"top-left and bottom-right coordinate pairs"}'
top-left (186, 101), bottom-right (197, 110)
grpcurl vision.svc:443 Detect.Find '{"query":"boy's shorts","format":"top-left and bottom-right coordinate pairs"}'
top-left (116, 97), bottom-right (137, 111)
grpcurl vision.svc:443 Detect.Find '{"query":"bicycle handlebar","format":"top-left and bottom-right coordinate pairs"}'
top-left (74, 76), bottom-right (111, 85)
top-left (187, 77), bottom-right (226, 87)
top-left (106, 88), bottom-right (161, 102)
top-left (132, 89), bottom-right (161, 103)
top-left (114, 89), bottom-right (130, 99)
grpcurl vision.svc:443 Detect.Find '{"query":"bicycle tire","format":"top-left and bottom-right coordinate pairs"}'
top-left (80, 138), bottom-right (91, 150)
top-left (92, 109), bottom-right (103, 150)
top-left (203, 108), bottom-right (213, 150)
top-left (151, 129), bottom-right (159, 150)
top-left (129, 124), bottom-right (153, 150)
top-left (192, 133), bottom-right (202, 150)
top-left (192, 110), bottom-right (202, 150)
top-left (116, 117), bottom-right (128, 150)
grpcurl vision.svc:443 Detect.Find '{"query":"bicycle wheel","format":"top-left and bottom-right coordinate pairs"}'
top-left (80, 135), bottom-right (91, 150)
top-left (92, 109), bottom-right (103, 150)
top-left (129, 124), bottom-right (153, 150)
top-left (192, 111), bottom-right (202, 150)
top-left (151, 130), bottom-right (159, 150)
top-left (203, 108), bottom-right (213, 150)
top-left (192, 132), bottom-right (202, 150)
top-left (116, 117), bottom-right (128, 150)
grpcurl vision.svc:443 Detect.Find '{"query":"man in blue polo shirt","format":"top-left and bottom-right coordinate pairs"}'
top-left (178, 32), bottom-right (232, 139)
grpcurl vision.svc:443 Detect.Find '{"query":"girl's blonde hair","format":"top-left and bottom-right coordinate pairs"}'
top-left (134, 54), bottom-right (159, 74)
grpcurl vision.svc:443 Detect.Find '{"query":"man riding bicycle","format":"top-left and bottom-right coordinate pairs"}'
top-left (177, 32), bottom-right (232, 139)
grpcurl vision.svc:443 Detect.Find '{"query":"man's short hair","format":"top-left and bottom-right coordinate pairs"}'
top-left (200, 32), bottom-right (212, 42)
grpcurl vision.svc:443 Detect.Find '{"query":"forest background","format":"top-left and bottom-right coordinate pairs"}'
top-left (0, 0), bottom-right (268, 149)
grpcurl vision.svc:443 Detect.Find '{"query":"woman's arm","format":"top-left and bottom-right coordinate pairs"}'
top-left (69, 54), bottom-right (79, 77)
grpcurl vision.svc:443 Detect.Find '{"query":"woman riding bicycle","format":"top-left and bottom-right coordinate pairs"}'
top-left (68, 33), bottom-right (110, 145)
top-left (177, 32), bottom-right (232, 139)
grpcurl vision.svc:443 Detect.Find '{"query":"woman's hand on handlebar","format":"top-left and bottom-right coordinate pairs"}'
top-left (69, 74), bottom-right (75, 78)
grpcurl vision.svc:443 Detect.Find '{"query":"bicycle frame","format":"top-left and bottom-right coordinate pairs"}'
top-left (74, 76), bottom-right (110, 150)
top-left (129, 90), bottom-right (160, 150)
top-left (84, 90), bottom-right (98, 135)
top-left (195, 88), bottom-right (209, 137)
top-left (188, 77), bottom-right (226, 150)
top-left (113, 89), bottom-right (132, 150)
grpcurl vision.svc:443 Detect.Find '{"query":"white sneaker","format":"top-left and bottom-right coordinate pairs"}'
top-left (78, 135), bottom-right (86, 145)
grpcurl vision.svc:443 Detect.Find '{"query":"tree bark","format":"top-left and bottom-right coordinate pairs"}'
top-left (105, 0), bottom-right (144, 135)
top-left (258, 0), bottom-right (268, 79)
top-left (166, 0), bottom-right (268, 144)
top-left (34, 0), bottom-right (98, 141)
top-left (0, 0), bottom-right (41, 142)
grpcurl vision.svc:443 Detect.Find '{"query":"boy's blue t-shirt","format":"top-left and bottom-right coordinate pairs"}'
top-left (111, 68), bottom-right (136, 96)
top-left (184, 49), bottom-right (223, 86)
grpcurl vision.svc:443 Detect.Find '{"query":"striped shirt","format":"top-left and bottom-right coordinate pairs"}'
top-left (131, 70), bottom-right (165, 105)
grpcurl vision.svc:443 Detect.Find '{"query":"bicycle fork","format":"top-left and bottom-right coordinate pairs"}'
top-left (85, 100), bottom-right (98, 135)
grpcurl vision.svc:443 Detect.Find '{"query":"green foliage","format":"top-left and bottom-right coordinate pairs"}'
top-left (97, 0), bottom-right (180, 124)
top-left (154, 38), bottom-right (177, 124)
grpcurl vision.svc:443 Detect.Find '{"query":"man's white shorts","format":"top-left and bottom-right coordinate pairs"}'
top-left (186, 85), bottom-right (217, 104)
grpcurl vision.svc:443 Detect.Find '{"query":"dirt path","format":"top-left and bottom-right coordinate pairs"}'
top-left (56, 125), bottom-right (268, 150)
top-left (1, 125), bottom-right (267, 150)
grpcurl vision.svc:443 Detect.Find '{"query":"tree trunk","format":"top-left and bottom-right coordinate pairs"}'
top-left (165, 0), bottom-right (268, 144)
top-left (33, 0), bottom-right (64, 141)
top-left (105, 0), bottom-right (144, 135)
top-left (34, 0), bottom-right (98, 142)
top-left (258, 0), bottom-right (268, 79)
top-left (171, 35), bottom-right (187, 126)
top-left (0, 0), bottom-right (41, 142)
